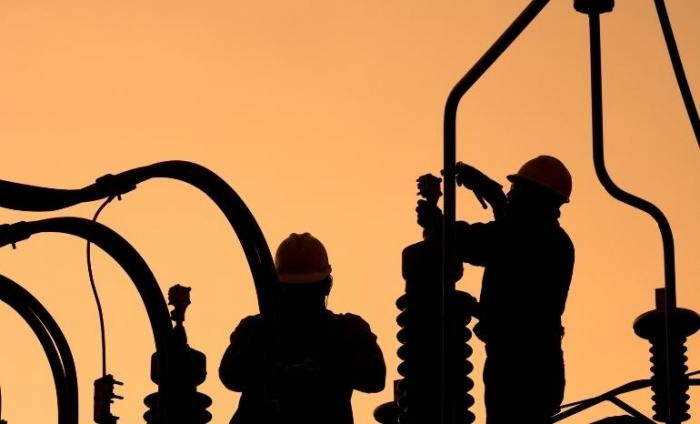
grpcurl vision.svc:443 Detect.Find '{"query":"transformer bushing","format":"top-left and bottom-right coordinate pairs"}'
top-left (375, 173), bottom-right (476, 424)
top-left (633, 289), bottom-right (699, 423)
top-left (399, 240), bottom-right (475, 424)
top-left (144, 285), bottom-right (212, 424)
top-left (375, 238), bottom-right (476, 424)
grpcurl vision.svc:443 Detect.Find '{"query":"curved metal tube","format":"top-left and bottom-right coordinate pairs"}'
top-left (586, 10), bottom-right (678, 311)
top-left (443, 0), bottom-right (550, 284)
top-left (441, 2), bottom-right (550, 422)
top-left (0, 274), bottom-right (78, 424)
top-left (585, 10), bottom-right (680, 424)
top-left (0, 161), bottom-right (277, 317)
top-left (0, 217), bottom-right (174, 422)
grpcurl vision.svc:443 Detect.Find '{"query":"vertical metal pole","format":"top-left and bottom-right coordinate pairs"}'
top-left (652, 0), bottom-right (700, 148)
top-left (585, 9), bottom-right (679, 423)
top-left (442, 2), bottom-right (550, 422)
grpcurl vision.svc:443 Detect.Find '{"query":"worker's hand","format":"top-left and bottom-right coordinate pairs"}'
top-left (455, 162), bottom-right (492, 209)
top-left (416, 199), bottom-right (443, 230)
top-left (455, 162), bottom-right (489, 190)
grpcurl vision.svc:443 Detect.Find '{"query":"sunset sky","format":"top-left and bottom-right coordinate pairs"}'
top-left (0, 1), bottom-right (698, 423)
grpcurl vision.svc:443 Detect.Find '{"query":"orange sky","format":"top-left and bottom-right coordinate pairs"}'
top-left (0, 1), bottom-right (698, 423)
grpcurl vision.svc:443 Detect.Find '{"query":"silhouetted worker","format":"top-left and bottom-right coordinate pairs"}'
top-left (419, 155), bottom-right (574, 423)
top-left (219, 232), bottom-right (386, 424)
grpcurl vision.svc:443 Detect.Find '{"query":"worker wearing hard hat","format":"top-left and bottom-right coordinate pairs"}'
top-left (219, 233), bottom-right (386, 424)
top-left (418, 155), bottom-right (574, 424)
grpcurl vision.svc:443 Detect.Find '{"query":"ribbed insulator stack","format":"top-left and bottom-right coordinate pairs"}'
top-left (633, 290), bottom-right (699, 423)
top-left (374, 238), bottom-right (477, 424)
top-left (394, 290), bottom-right (476, 424)
top-left (395, 290), bottom-right (441, 424)
top-left (452, 290), bottom-right (476, 424)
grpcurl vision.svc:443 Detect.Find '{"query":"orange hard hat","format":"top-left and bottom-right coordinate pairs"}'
top-left (275, 233), bottom-right (332, 284)
top-left (507, 155), bottom-right (572, 202)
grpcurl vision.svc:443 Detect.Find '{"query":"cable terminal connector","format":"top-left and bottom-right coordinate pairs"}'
top-left (94, 174), bottom-right (137, 200)
top-left (574, 0), bottom-right (614, 14)
top-left (94, 374), bottom-right (123, 424)
top-left (0, 222), bottom-right (32, 249)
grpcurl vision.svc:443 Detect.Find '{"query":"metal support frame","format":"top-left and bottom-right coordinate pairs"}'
top-left (441, 1), bottom-right (551, 421)
top-left (580, 2), bottom-right (683, 421)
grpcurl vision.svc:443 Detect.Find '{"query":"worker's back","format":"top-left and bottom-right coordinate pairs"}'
top-left (220, 233), bottom-right (386, 424)
top-left (220, 309), bottom-right (385, 424)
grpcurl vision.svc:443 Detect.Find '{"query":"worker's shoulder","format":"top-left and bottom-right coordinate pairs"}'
top-left (234, 313), bottom-right (265, 331)
top-left (327, 311), bottom-right (374, 331)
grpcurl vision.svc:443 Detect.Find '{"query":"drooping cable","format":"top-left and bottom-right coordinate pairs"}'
top-left (87, 196), bottom-right (115, 376)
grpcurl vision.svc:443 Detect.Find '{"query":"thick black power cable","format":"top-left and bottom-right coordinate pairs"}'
top-left (87, 196), bottom-right (115, 376)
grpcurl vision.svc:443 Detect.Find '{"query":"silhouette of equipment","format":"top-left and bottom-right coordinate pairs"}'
top-left (577, 0), bottom-right (700, 422)
top-left (375, 174), bottom-right (476, 424)
top-left (634, 289), bottom-right (699, 423)
top-left (424, 0), bottom-right (700, 421)
top-left (0, 218), bottom-right (175, 422)
top-left (0, 160), bottom-right (277, 317)
top-left (0, 274), bottom-right (78, 424)
top-left (144, 285), bottom-right (212, 424)
top-left (0, 161), bottom-right (278, 422)
top-left (94, 375), bottom-right (123, 424)
top-left (439, 2), bottom-right (551, 424)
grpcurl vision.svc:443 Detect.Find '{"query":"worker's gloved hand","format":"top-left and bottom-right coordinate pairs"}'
top-left (455, 162), bottom-right (501, 209)
top-left (416, 199), bottom-right (443, 230)
top-left (455, 162), bottom-right (491, 190)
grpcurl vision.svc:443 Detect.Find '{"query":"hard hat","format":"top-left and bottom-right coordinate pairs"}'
top-left (507, 155), bottom-right (572, 202)
top-left (275, 233), bottom-right (332, 284)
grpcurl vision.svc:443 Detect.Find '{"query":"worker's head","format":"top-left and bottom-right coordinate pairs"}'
top-left (275, 232), bottom-right (333, 312)
top-left (506, 155), bottom-right (572, 218)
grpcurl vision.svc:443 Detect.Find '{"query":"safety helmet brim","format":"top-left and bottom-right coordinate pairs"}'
top-left (506, 174), bottom-right (569, 203)
top-left (278, 271), bottom-right (331, 284)
top-left (507, 155), bottom-right (572, 203)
